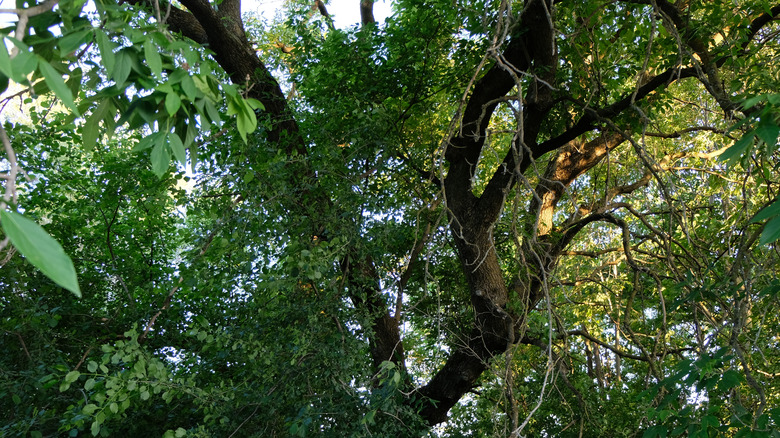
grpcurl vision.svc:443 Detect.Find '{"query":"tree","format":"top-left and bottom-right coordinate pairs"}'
top-left (1, 0), bottom-right (780, 436)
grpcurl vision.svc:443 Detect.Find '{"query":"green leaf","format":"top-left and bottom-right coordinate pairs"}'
top-left (192, 74), bottom-right (217, 100)
top-left (95, 30), bottom-right (115, 76)
top-left (168, 133), bottom-right (186, 165)
top-left (752, 200), bottom-right (780, 223)
top-left (246, 98), bottom-right (265, 111)
top-left (87, 361), bottom-right (98, 373)
top-left (91, 420), bottom-right (100, 436)
top-left (133, 131), bottom-right (165, 152)
top-left (11, 48), bottom-right (38, 83)
top-left (757, 413), bottom-right (770, 429)
top-left (165, 91), bottom-right (181, 116)
top-left (84, 378), bottom-right (96, 390)
top-left (85, 99), bottom-right (115, 147)
top-left (112, 49), bottom-right (132, 86)
top-left (0, 210), bottom-right (81, 297)
top-left (65, 370), bottom-right (80, 383)
top-left (701, 415), bottom-right (719, 429)
top-left (82, 111), bottom-right (101, 151)
top-left (185, 117), bottom-right (197, 147)
top-left (37, 58), bottom-right (80, 116)
top-left (229, 96), bottom-right (257, 143)
top-left (236, 114), bottom-right (253, 143)
top-left (0, 73), bottom-right (7, 95)
top-left (151, 141), bottom-right (171, 177)
top-left (760, 215), bottom-right (780, 245)
top-left (755, 120), bottom-right (780, 148)
top-left (175, 428), bottom-right (186, 437)
top-left (719, 134), bottom-right (754, 163)
top-left (144, 39), bottom-right (163, 79)
top-left (0, 37), bottom-right (13, 79)
top-left (180, 75), bottom-right (198, 101)
top-left (742, 94), bottom-right (764, 110)
top-left (203, 99), bottom-right (221, 125)
top-left (59, 28), bottom-right (92, 54)
top-left (66, 66), bottom-right (83, 97)
top-left (718, 369), bottom-right (743, 391)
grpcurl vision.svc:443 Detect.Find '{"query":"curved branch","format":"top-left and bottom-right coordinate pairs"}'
top-left (516, 3), bottom-right (779, 169)
top-left (741, 5), bottom-right (780, 53)
top-left (566, 330), bottom-right (692, 361)
top-left (444, 0), bottom-right (553, 210)
top-left (531, 65), bottom-right (697, 159)
top-left (529, 133), bottom-right (625, 236)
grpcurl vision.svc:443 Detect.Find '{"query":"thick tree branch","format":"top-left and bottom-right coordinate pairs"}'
top-left (529, 133), bottom-right (625, 235)
top-left (360, 0), bottom-right (375, 25)
top-left (740, 4), bottom-right (780, 54)
top-left (531, 66), bottom-right (696, 159)
top-left (341, 254), bottom-right (404, 371)
top-left (314, 0), bottom-right (329, 18)
top-left (444, 0), bottom-right (552, 206)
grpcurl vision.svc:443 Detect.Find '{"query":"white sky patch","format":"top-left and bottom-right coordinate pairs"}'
top-left (243, 0), bottom-right (393, 27)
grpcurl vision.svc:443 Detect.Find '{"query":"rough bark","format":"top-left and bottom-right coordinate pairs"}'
top-left (341, 253), bottom-right (405, 371)
top-left (122, 0), bottom-right (780, 427)
top-left (414, 0), bottom-right (780, 426)
top-left (360, 0), bottom-right (375, 25)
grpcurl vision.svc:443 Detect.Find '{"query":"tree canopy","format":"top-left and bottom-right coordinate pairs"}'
top-left (1, 0), bottom-right (780, 436)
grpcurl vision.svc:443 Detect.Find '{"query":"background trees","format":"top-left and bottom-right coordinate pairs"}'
top-left (1, 0), bottom-right (780, 436)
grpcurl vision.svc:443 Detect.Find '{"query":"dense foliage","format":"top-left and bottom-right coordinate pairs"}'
top-left (1, 0), bottom-right (780, 436)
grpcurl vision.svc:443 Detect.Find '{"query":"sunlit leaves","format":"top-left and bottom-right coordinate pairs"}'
top-left (225, 85), bottom-right (264, 143)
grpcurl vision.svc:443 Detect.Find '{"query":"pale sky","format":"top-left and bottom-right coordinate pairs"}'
top-left (0, 0), bottom-right (392, 29)
top-left (243, 0), bottom-right (393, 28)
